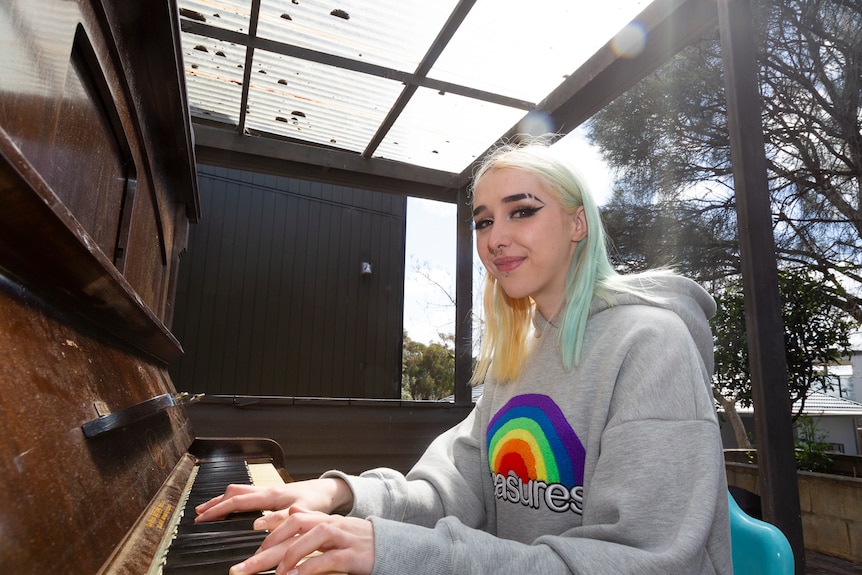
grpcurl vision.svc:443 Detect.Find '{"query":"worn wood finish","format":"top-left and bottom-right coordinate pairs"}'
top-left (0, 0), bottom-right (193, 361)
top-left (0, 132), bottom-right (183, 362)
top-left (0, 277), bottom-right (195, 573)
top-left (0, 0), bottom-right (198, 572)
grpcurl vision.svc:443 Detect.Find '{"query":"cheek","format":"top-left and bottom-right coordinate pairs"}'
top-left (475, 246), bottom-right (491, 267)
top-left (479, 254), bottom-right (495, 273)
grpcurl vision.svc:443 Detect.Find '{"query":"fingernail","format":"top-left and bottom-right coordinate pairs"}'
top-left (253, 517), bottom-right (266, 529)
top-left (229, 562), bottom-right (245, 575)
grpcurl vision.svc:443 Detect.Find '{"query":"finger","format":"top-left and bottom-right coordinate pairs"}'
top-left (285, 518), bottom-right (374, 575)
top-left (276, 524), bottom-right (346, 573)
top-left (229, 542), bottom-right (287, 575)
top-left (232, 527), bottom-right (322, 575)
top-left (258, 509), bottom-right (324, 552)
top-left (289, 504), bottom-right (314, 515)
top-left (193, 493), bottom-right (224, 515)
top-left (195, 486), bottom-right (268, 522)
top-left (282, 548), bottom-right (346, 575)
top-left (195, 484), bottom-right (254, 514)
top-left (253, 508), bottom-right (291, 532)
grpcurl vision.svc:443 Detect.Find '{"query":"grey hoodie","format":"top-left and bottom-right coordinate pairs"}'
top-left (326, 276), bottom-right (731, 574)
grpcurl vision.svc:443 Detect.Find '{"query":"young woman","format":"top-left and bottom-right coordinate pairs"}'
top-left (195, 139), bottom-right (732, 575)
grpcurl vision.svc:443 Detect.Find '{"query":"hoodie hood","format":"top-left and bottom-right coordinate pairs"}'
top-left (589, 275), bottom-right (717, 375)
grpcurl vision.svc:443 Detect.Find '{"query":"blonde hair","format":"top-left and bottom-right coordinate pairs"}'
top-left (469, 137), bottom-right (669, 385)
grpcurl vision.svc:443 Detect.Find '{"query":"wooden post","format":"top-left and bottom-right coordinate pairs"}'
top-left (454, 185), bottom-right (474, 404)
top-left (717, 0), bottom-right (805, 571)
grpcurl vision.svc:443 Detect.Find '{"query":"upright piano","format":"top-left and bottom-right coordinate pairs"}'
top-left (0, 1), bottom-right (288, 572)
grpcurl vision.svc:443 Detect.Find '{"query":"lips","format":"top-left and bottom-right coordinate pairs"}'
top-left (493, 256), bottom-right (524, 274)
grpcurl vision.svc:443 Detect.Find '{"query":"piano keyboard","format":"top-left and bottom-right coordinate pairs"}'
top-left (151, 460), bottom-right (283, 575)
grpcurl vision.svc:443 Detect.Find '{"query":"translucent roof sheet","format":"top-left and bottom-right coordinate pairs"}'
top-left (180, 0), bottom-right (250, 33)
top-left (376, 88), bottom-right (526, 172)
top-left (178, 0), bottom-right (656, 174)
top-left (428, 0), bottom-right (652, 102)
top-left (182, 32), bottom-right (246, 125)
top-left (244, 50), bottom-right (404, 153)
top-left (256, 0), bottom-right (460, 73)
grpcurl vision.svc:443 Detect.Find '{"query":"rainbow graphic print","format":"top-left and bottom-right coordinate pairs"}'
top-left (487, 394), bottom-right (586, 513)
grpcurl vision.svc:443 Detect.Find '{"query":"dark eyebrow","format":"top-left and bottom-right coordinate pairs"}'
top-left (473, 193), bottom-right (545, 217)
top-left (503, 193), bottom-right (545, 204)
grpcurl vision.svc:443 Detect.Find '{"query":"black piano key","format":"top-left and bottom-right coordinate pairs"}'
top-left (180, 511), bottom-right (262, 527)
top-left (159, 460), bottom-right (277, 574)
top-left (161, 556), bottom-right (270, 575)
top-left (170, 530), bottom-right (267, 550)
top-left (179, 462), bottom-right (255, 522)
top-left (162, 564), bottom-right (275, 575)
top-left (176, 516), bottom-right (259, 533)
top-left (164, 539), bottom-right (266, 567)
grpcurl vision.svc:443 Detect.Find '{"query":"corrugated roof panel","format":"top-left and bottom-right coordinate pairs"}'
top-left (181, 31), bottom-right (246, 125)
top-left (244, 49), bottom-right (404, 152)
top-left (374, 87), bottom-right (526, 173)
top-left (430, 0), bottom-right (653, 102)
top-left (177, 0), bottom-right (662, 175)
top-left (257, 0), bottom-right (461, 73)
top-left (178, 0), bottom-right (251, 33)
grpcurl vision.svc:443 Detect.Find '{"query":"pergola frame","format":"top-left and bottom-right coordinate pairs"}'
top-left (188, 0), bottom-right (805, 568)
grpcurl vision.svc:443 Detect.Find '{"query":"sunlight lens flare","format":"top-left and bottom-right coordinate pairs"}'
top-left (611, 22), bottom-right (647, 58)
top-left (517, 110), bottom-right (555, 138)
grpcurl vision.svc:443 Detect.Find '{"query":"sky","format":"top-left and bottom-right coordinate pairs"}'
top-left (403, 127), bottom-right (615, 344)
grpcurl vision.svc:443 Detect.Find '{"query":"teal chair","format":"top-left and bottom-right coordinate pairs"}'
top-left (727, 491), bottom-right (795, 575)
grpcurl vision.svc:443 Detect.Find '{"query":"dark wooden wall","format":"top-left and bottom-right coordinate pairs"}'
top-left (170, 166), bottom-right (407, 398)
top-left (187, 397), bottom-right (474, 481)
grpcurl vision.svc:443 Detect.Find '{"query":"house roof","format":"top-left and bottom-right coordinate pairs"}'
top-left (453, 388), bottom-right (862, 417)
top-left (795, 392), bottom-right (862, 416)
top-left (727, 391), bottom-right (862, 417)
top-left (176, 0), bottom-right (719, 202)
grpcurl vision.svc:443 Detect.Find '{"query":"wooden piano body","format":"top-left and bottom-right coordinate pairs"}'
top-left (0, 1), bottom-right (281, 572)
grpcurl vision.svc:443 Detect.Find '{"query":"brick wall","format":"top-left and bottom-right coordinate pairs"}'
top-left (726, 461), bottom-right (862, 563)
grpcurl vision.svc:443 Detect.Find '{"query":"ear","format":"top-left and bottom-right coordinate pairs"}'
top-left (570, 206), bottom-right (588, 242)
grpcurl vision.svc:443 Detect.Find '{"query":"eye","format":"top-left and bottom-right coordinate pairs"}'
top-left (511, 205), bottom-right (543, 219)
top-left (473, 218), bottom-right (492, 231)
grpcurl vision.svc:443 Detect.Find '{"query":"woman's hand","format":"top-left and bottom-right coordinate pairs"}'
top-left (194, 478), bottom-right (353, 524)
top-left (229, 506), bottom-right (375, 575)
